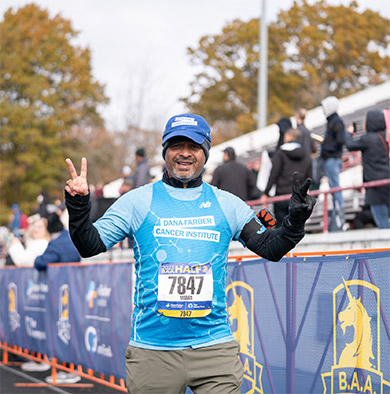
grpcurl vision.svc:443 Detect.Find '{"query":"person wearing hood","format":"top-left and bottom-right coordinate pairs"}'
top-left (260, 128), bottom-right (312, 227)
top-left (320, 96), bottom-right (346, 231)
top-left (64, 113), bottom-right (316, 394)
top-left (345, 110), bottom-right (390, 229)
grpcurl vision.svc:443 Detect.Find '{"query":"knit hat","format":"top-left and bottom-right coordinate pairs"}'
top-left (46, 212), bottom-right (64, 234)
top-left (321, 96), bottom-right (339, 117)
top-left (162, 114), bottom-right (212, 162)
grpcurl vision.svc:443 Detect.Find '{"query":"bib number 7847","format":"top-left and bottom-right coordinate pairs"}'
top-left (168, 275), bottom-right (204, 295)
top-left (158, 262), bottom-right (213, 318)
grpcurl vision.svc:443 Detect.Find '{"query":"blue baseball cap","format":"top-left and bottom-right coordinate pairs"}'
top-left (162, 114), bottom-right (211, 145)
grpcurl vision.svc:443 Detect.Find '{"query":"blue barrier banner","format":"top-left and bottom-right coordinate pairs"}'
top-left (46, 262), bottom-right (133, 378)
top-left (0, 262), bottom-right (132, 379)
top-left (226, 251), bottom-right (390, 394)
top-left (1, 251), bottom-right (389, 393)
top-left (0, 268), bottom-right (48, 355)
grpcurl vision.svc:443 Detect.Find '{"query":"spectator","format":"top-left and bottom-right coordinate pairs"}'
top-left (294, 107), bottom-right (316, 176)
top-left (9, 204), bottom-right (28, 239)
top-left (8, 217), bottom-right (50, 267)
top-left (211, 146), bottom-right (261, 201)
top-left (24, 212), bottom-right (81, 382)
top-left (345, 110), bottom-right (390, 229)
top-left (134, 148), bottom-right (150, 188)
top-left (320, 96), bottom-right (346, 231)
top-left (260, 128), bottom-right (312, 227)
top-left (34, 212), bottom-right (80, 271)
top-left (64, 113), bottom-right (315, 394)
top-left (119, 165), bottom-right (134, 195)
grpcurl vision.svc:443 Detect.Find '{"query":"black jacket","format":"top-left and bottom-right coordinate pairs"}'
top-left (211, 159), bottom-right (260, 201)
top-left (264, 142), bottom-right (312, 196)
top-left (345, 110), bottom-right (390, 205)
top-left (320, 112), bottom-right (345, 159)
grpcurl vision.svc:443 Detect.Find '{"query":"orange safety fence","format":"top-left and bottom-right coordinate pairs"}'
top-left (0, 341), bottom-right (127, 392)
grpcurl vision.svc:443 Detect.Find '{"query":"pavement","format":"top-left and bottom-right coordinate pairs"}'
top-left (0, 353), bottom-right (124, 394)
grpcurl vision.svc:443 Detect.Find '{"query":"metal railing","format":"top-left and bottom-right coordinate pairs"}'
top-left (246, 178), bottom-right (390, 232)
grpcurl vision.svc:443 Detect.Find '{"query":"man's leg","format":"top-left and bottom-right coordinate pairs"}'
top-left (125, 346), bottom-right (187, 394)
top-left (324, 158), bottom-right (344, 228)
top-left (370, 204), bottom-right (390, 229)
top-left (186, 341), bottom-right (243, 394)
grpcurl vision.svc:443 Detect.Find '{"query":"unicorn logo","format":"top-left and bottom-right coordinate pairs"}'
top-left (228, 281), bottom-right (251, 354)
top-left (338, 278), bottom-right (374, 369)
top-left (321, 278), bottom-right (389, 394)
top-left (7, 282), bottom-right (20, 332)
top-left (227, 280), bottom-right (263, 394)
top-left (59, 285), bottom-right (69, 320)
top-left (57, 284), bottom-right (71, 345)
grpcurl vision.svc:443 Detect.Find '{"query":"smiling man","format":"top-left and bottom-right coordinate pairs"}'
top-left (65, 113), bottom-right (316, 394)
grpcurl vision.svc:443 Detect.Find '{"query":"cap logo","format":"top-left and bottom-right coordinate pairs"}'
top-left (172, 117), bottom-right (198, 128)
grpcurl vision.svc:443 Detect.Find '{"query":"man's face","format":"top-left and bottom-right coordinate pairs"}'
top-left (165, 138), bottom-right (205, 184)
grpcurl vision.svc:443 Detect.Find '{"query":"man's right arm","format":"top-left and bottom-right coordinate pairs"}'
top-left (65, 191), bottom-right (106, 258)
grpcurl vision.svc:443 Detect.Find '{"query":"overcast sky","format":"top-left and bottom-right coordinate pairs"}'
top-left (1, 0), bottom-right (389, 131)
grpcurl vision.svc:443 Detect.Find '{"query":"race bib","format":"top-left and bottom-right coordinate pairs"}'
top-left (157, 262), bottom-right (213, 318)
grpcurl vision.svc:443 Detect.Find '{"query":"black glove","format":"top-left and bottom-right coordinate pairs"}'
top-left (287, 172), bottom-right (316, 227)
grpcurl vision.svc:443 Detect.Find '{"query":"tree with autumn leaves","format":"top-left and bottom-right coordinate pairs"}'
top-left (182, 0), bottom-right (390, 142)
top-left (0, 4), bottom-right (113, 218)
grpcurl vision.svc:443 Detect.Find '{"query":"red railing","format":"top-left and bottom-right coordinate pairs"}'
top-left (247, 178), bottom-right (390, 232)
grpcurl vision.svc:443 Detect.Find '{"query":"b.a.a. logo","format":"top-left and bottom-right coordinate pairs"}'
top-left (227, 281), bottom-right (263, 394)
top-left (57, 284), bottom-right (71, 345)
top-left (8, 282), bottom-right (20, 332)
top-left (322, 279), bottom-right (390, 394)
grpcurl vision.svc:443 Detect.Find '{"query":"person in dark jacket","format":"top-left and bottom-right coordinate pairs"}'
top-left (294, 108), bottom-right (316, 176)
top-left (260, 128), bottom-right (312, 227)
top-left (134, 148), bottom-right (150, 188)
top-left (34, 212), bottom-right (81, 271)
top-left (320, 96), bottom-right (346, 231)
top-left (345, 110), bottom-right (390, 229)
top-left (211, 147), bottom-right (261, 201)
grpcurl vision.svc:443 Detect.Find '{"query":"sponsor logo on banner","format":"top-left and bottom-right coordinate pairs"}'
top-left (25, 316), bottom-right (46, 340)
top-left (227, 281), bottom-right (264, 394)
top-left (25, 279), bottom-right (48, 301)
top-left (8, 282), bottom-right (20, 332)
top-left (322, 278), bottom-right (390, 393)
top-left (84, 325), bottom-right (113, 358)
top-left (85, 281), bottom-right (112, 309)
top-left (57, 284), bottom-right (71, 345)
top-left (85, 326), bottom-right (98, 353)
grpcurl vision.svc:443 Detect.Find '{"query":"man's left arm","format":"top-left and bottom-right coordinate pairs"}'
top-left (240, 172), bottom-right (316, 261)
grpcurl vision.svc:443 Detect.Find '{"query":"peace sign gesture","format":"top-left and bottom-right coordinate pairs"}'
top-left (65, 157), bottom-right (89, 196)
top-left (288, 171), bottom-right (316, 226)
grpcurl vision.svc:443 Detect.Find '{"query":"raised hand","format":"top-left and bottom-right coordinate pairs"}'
top-left (65, 157), bottom-right (89, 196)
top-left (288, 171), bottom-right (316, 226)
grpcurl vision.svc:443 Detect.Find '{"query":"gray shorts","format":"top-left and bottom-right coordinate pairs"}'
top-left (125, 340), bottom-right (243, 394)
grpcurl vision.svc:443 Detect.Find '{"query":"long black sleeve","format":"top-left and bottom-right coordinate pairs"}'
top-left (64, 191), bottom-right (107, 258)
top-left (240, 217), bottom-right (304, 261)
